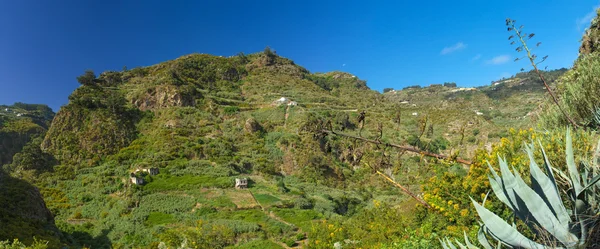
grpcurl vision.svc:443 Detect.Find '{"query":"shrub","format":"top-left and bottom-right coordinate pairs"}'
top-left (420, 128), bottom-right (595, 240)
top-left (294, 197), bottom-right (313, 209)
top-left (283, 237), bottom-right (296, 247)
top-left (0, 238), bottom-right (49, 249)
top-left (541, 53), bottom-right (600, 128)
top-left (224, 106), bottom-right (240, 114)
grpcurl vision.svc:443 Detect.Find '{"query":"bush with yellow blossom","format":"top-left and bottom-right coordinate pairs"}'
top-left (418, 127), bottom-right (595, 241)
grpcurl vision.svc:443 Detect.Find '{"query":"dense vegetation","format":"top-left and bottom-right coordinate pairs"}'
top-left (3, 11), bottom-right (600, 249)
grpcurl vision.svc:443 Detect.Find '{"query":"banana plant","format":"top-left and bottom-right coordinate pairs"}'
top-left (441, 130), bottom-right (600, 248)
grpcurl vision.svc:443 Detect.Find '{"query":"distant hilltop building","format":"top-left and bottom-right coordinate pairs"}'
top-left (450, 87), bottom-right (476, 93)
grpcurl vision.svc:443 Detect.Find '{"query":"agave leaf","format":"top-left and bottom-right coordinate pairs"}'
top-left (482, 190), bottom-right (491, 206)
top-left (488, 161), bottom-right (518, 211)
top-left (471, 197), bottom-right (547, 249)
top-left (526, 143), bottom-right (571, 226)
top-left (580, 174), bottom-right (600, 198)
top-left (477, 225), bottom-right (494, 249)
top-left (440, 239), bottom-right (451, 249)
top-left (566, 129), bottom-right (583, 196)
top-left (512, 169), bottom-right (578, 246)
top-left (488, 175), bottom-right (512, 208)
top-left (538, 140), bottom-right (569, 192)
top-left (446, 238), bottom-right (458, 249)
top-left (497, 157), bottom-right (520, 211)
top-left (454, 238), bottom-right (467, 249)
top-left (463, 231), bottom-right (480, 249)
top-left (539, 140), bottom-right (560, 190)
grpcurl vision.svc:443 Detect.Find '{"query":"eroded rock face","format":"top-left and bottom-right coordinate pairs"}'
top-left (41, 105), bottom-right (138, 165)
top-left (133, 85), bottom-right (196, 111)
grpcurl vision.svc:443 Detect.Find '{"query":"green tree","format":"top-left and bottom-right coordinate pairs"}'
top-left (76, 70), bottom-right (97, 86)
top-left (443, 82), bottom-right (457, 87)
top-left (383, 88), bottom-right (394, 93)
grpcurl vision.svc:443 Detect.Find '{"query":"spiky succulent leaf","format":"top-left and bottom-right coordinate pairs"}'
top-left (497, 157), bottom-right (521, 212)
top-left (566, 129), bottom-right (583, 196)
top-left (440, 239), bottom-right (451, 249)
top-left (538, 140), bottom-right (561, 193)
top-left (463, 231), bottom-right (479, 249)
top-left (454, 238), bottom-right (467, 249)
top-left (445, 238), bottom-right (458, 249)
top-left (488, 175), bottom-right (512, 208)
top-left (580, 174), bottom-right (600, 198)
top-left (476, 224), bottom-right (494, 249)
top-left (525, 143), bottom-right (571, 226)
top-left (511, 170), bottom-right (578, 246)
top-left (471, 197), bottom-right (547, 249)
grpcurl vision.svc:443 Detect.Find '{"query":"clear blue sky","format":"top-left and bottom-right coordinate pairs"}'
top-left (1, 1), bottom-right (598, 111)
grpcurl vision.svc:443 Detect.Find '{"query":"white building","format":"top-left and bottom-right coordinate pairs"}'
top-left (130, 173), bottom-right (144, 185)
top-left (274, 97), bottom-right (290, 106)
top-left (235, 178), bottom-right (248, 189)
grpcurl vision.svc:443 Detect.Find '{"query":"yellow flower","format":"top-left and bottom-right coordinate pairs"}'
top-left (373, 200), bottom-right (381, 208)
top-left (330, 232), bottom-right (335, 237)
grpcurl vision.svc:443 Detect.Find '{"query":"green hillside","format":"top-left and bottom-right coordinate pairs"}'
top-left (3, 27), bottom-right (600, 248)
top-left (0, 46), bottom-right (560, 248)
top-left (0, 103), bottom-right (60, 246)
top-left (383, 68), bottom-right (567, 158)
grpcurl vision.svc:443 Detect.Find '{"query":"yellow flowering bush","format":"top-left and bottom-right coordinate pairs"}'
top-left (306, 200), bottom-right (416, 248)
top-left (419, 127), bottom-right (595, 239)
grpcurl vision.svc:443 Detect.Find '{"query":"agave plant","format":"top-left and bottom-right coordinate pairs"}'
top-left (442, 130), bottom-right (600, 249)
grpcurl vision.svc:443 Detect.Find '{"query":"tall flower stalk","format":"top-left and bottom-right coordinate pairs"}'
top-left (506, 18), bottom-right (578, 128)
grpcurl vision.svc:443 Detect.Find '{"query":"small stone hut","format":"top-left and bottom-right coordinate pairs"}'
top-left (235, 178), bottom-right (248, 189)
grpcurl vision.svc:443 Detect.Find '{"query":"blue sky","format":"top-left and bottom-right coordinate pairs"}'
top-left (0, 0), bottom-right (598, 111)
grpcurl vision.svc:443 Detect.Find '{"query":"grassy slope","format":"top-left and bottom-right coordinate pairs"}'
top-left (16, 52), bottom-right (564, 248)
